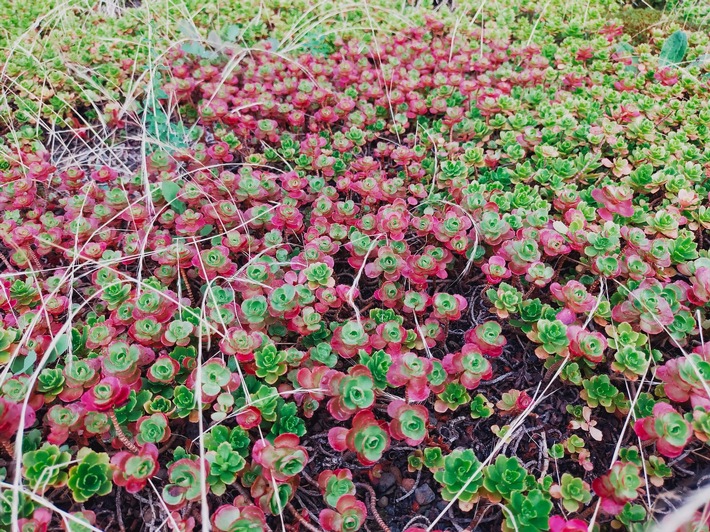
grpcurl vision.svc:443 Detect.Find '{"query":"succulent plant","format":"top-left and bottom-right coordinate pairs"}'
top-left (550, 473), bottom-right (592, 512)
top-left (634, 402), bottom-right (692, 458)
top-left (22, 443), bottom-right (71, 492)
top-left (387, 400), bottom-right (428, 446)
top-left (162, 458), bottom-right (205, 510)
top-left (252, 433), bottom-right (308, 482)
top-left (581, 375), bottom-right (628, 413)
top-left (592, 461), bottom-right (642, 515)
top-left (482, 455), bottom-right (534, 501)
top-left (67, 449), bottom-right (113, 503)
top-left (206, 442), bottom-right (246, 495)
top-left (502, 489), bottom-right (553, 532)
top-left (111, 444), bottom-right (159, 494)
top-left (319, 495), bottom-right (367, 532)
top-left (328, 410), bottom-right (390, 466)
top-left (434, 449), bottom-right (483, 511)
top-left (212, 499), bottom-right (267, 532)
top-left (318, 469), bottom-right (356, 508)
top-left (3, 4), bottom-right (710, 529)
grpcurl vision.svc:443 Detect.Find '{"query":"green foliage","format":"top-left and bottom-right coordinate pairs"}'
top-left (435, 382), bottom-right (471, 413)
top-left (434, 449), bottom-right (484, 509)
top-left (483, 456), bottom-right (534, 501)
top-left (136, 414), bottom-right (170, 445)
top-left (22, 443), bottom-right (71, 492)
top-left (659, 30), bottom-right (688, 67)
top-left (324, 473), bottom-right (356, 507)
top-left (503, 489), bottom-right (553, 532)
top-left (548, 443), bottom-right (565, 459)
top-left (470, 394), bottom-right (494, 419)
top-left (552, 473), bottom-right (592, 512)
top-left (423, 447), bottom-right (445, 471)
top-left (581, 375), bottom-right (628, 413)
top-left (67, 449), bottom-right (112, 503)
top-left (269, 401), bottom-right (306, 439)
top-left (359, 349), bottom-right (392, 389)
top-left (3, 2), bottom-right (710, 528)
top-left (206, 442), bottom-right (246, 495)
top-left (114, 390), bottom-right (152, 425)
top-left (254, 342), bottom-right (288, 384)
top-left (0, 489), bottom-right (34, 526)
top-left (535, 319), bottom-right (570, 355)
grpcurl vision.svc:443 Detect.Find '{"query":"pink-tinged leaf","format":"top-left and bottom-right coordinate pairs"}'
top-left (328, 427), bottom-right (348, 452)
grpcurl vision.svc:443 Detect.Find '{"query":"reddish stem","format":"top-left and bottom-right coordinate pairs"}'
top-left (24, 246), bottom-right (44, 277)
top-left (356, 483), bottom-right (391, 532)
top-left (286, 504), bottom-right (320, 532)
top-left (0, 438), bottom-right (14, 459)
top-left (109, 410), bottom-right (139, 454)
top-left (180, 267), bottom-right (195, 305)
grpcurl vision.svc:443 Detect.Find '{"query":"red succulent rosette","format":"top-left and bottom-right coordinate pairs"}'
top-left (252, 433), bottom-right (308, 482)
top-left (111, 443), bottom-right (159, 493)
top-left (80, 376), bottom-right (130, 412)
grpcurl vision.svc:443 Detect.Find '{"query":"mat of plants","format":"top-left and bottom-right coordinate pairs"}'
top-left (1, 0), bottom-right (710, 531)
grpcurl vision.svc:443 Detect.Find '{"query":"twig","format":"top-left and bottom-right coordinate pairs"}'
top-left (668, 449), bottom-right (692, 467)
top-left (116, 491), bottom-right (126, 532)
top-left (447, 508), bottom-right (465, 532)
top-left (301, 469), bottom-right (320, 488)
top-left (538, 432), bottom-right (550, 481)
top-left (478, 371), bottom-right (515, 386)
top-left (356, 483), bottom-right (391, 532)
top-left (234, 482), bottom-right (251, 500)
top-left (286, 503), bottom-right (320, 532)
top-left (295, 494), bottom-right (321, 524)
top-left (25, 246), bottom-right (45, 278)
top-left (402, 515), bottom-right (431, 529)
top-left (158, 434), bottom-right (178, 455)
top-left (472, 501), bottom-right (501, 528)
top-left (131, 493), bottom-right (152, 505)
top-left (512, 425), bottom-right (543, 456)
top-left (395, 468), bottom-right (421, 502)
top-left (0, 253), bottom-right (15, 272)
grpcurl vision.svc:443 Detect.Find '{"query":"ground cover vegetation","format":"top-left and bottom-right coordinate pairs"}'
top-left (1, 0), bottom-right (710, 530)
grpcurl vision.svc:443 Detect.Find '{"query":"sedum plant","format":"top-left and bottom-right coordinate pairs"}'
top-left (434, 449), bottom-right (484, 511)
top-left (22, 443), bottom-right (71, 492)
top-left (502, 489), bottom-right (553, 532)
top-left (550, 473), bottom-right (593, 512)
top-left (634, 402), bottom-right (692, 458)
top-left (67, 449), bottom-right (113, 503)
top-left (482, 455), bottom-right (535, 501)
top-left (1, 3), bottom-right (710, 530)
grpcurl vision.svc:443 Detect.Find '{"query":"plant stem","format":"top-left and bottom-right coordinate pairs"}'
top-left (0, 438), bottom-right (14, 459)
top-left (0, 253), bottom-right (14, 272)
top-left (286, 504), bottom-right (320, 532)
top-left (356, 483), bottom-right (391, 532)
top-left (180, 267), bottom-right (194, 305)
top-left (24, 246), bottom-right (44, 277)
top-left (109, 410), bottom-right (139, 453)
top-left (234, 483), bottom-right (273, 531)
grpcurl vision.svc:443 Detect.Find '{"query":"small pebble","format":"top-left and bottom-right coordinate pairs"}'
top-left (378, 496), bottom-right (389, 508)
top-left (401, 478), bottom-right (415, 491)
top-left (378, 472), bottom-right (396, 493)
top-left (389, 465), bottom-right (403, 483)
top-left (415, 484), bottom-right (436, 506)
